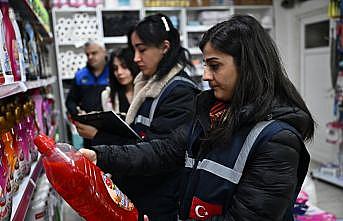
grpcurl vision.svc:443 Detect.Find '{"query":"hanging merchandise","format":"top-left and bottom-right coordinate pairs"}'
top-left (34, 134), bottom-right (139, 221)
top-left (9, 8), bottom-right (26, 82)
top-left (0, 0), bottom-right (21, 82)
top-left (0, 10), bottom-right (13, 85)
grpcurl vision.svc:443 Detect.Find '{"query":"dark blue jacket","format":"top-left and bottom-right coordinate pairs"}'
top-left (66, 65), bottom-right (109, 117)
top-left (94, 70), bottom-right (200, 221)
top-left (180, 91), bottom-right (310, 221)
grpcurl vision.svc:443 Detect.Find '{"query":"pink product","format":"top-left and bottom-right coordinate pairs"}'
top-left (0, 1), bottom-right (20, 81)
top-left (296, 190), bottom-right (309, 204)
top-left (85, 0), bottom-right (97, 7)
top-left (27, 115), bottom-right (38, 162)
top-left (0, 141), bottom-right (10, 220)
top-left (42, 98), bottom-right (54, 133)
top-left (296, 212), bottom-right (336, 221)
top-left (68, 0), bottom-right (85, 7)
top-left (31, 91), bottom-right (44, 133)
top-left (14, 122), bottom-right (31, 176)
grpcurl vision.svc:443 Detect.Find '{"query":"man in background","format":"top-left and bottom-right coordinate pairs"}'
top-left (66, 40), bottom-right (109, 146)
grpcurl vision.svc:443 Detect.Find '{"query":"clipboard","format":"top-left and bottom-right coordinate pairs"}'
top-left (74, 111), bottom-right (143, 141)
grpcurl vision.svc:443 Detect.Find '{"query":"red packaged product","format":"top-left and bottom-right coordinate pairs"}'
top-left (34, 134), bottom-right (138, 221)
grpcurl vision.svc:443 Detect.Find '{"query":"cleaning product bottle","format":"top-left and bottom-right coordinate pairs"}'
top-left (0, 10), bottom-right (13, 85)
top-left (24, 101), bottom-right (38, 162)
top-left (0, 114), bottom-right (16, 197)
top-left (14, 106), bottom-right (30, 176)
top-left (0, 0), bottom-right (20, 81)
top-left (5, 110), bottom-right (22, 194)
top-left (9, 8), bottom-right (25, 82)
top-left (0, 116), bottom-right (11, 220)
top-left (34, 134), bottom-right (138, 221)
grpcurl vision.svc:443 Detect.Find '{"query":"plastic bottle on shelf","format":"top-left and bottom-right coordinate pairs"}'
top-left (0, 116), bottom-right (11, 221)
top-left (9, 8), bottom-right (26, 82)
top-left (24, 22), bottom-right (39, 80)
top-left (24, 101), bottom-right (38, 162)
top-left (34, 134), bottom-right (139, 221)
top-left (0, 114), bottom-right (17, 197)
top-left (5, 110), bottom-right (23, 194)
top-left (0, 0), bottom-right (21, 82)
top-left (0, 10), bottom-right (13, 85)
top-left (14, 106), bottom-right (31, 176)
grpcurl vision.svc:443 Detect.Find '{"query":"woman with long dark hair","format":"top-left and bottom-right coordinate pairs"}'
top-left (78, 14), bottom-right (199, 220)
top-left (81, 14), bottom-right (313, 220)
top-left (102, 47), bottom-right (140, 114)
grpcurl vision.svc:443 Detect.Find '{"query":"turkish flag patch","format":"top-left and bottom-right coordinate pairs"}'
top-left (188, 197), bottom-right (223, 220)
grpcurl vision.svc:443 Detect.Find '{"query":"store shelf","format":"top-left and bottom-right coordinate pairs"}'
top-left (0, 82), bottom-right (26, 99)
top-left (234, 5), bottom-right (272, 10)
top-left (0, 76), bottom-right (57, 99)
top-left (54, 7), bottom-right (97, 12)
top-left (186, 6), bottom-right (232, 10)
top-left (103, 36), bottom-right (128, 44)
top-left (10, 0), bottom-right (53, 39)
top-left (312, 169), bottom-right (343, 188)
top-left (144, 7), bottom-right (183, 11)
top-left (25, 76), bottom-right (57, 90)
top-left (11, 156), bottom-right (43, 221)
top-left (101, 7), bottom-right (141, 11)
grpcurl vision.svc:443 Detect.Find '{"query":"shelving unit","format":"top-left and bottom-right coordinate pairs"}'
top-left (0, 1), bottom-right (60, 220)
top-left (51, 2), bottom-right (275, 134)
top-left (10, 0), bottom-right (53, 40)
top-left (0, 76), bottom-right (56, 99)
top-left (10, 157), bottom-right (43, 221)
top-left (312, 168), bottom-right (343, 188)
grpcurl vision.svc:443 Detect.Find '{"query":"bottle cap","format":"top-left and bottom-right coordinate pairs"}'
top-left (34, 134), bottom-right (55, 155)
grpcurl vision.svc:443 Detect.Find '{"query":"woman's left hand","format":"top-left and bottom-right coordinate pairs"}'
top-left (75, 121), bottom-right (98, 139)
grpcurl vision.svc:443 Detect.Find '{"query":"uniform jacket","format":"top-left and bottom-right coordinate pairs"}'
top-left (93, 64), bottom-right (200, 220)
top-left (66, 65), bottom-right (109, 117)
top-left (180, 90), bottom-right (311, 221)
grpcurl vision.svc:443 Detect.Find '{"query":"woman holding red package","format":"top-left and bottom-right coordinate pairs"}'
top-left (81, 15), bottom-right (315, 220)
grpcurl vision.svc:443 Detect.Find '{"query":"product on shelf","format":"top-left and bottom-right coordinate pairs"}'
top-left (5, 110), bottom-right (23, 194)
top-left (0, 10), bottom-right (13, 85)
top-left (24, 22), bottom-right (39, 80)
top-left (24, 101), bottom-right (39, 162)
top-left (51, 0), bottom-right (103, 8)
top-left (9, 8), bottom-right (26, 82)
top-left (14, 106), bottom-right (31, 176)
top-left (0, 0), bottom-right (21, 81)
top-left (34, 134), bottom-right (139, 221)
top-left (0, 116), bottom-right (11, 220)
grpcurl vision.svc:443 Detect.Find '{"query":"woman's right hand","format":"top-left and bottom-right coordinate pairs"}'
top-left (144, 215), bottom-right (149, 221)
top-left (79, 148), bottom-right (97, 164)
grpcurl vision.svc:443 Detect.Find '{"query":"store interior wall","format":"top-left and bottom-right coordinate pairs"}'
top-left (274, 0), bottom-right (334, 164)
